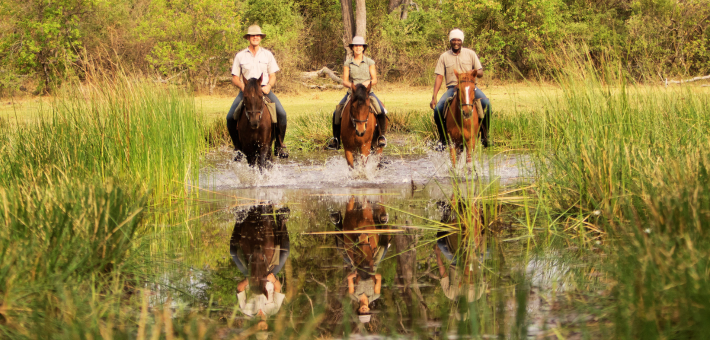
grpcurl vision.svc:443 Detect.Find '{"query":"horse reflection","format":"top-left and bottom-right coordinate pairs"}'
top-left (434, 198), bottom-right (486, 305)
top-left (330, 196), bottom-right (390, 324)
top-left (230, 205), bottom-right (290, 324)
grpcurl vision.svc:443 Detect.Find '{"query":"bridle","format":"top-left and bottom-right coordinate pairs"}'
top-left (244, 95), bottom-right (265, 122)
top-left (349, 102), bottom-right (370, 129)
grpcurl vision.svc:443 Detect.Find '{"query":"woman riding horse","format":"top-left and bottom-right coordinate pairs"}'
top-left (327, 36), bottom-right (387, 150)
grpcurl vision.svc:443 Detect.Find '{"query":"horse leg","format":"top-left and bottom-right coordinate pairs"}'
top-left (344, 149), bottom-right (355, 169)
top-left (360, 144), bottom-right (371, 167)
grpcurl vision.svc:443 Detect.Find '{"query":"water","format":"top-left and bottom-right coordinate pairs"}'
top-left (154, 150), bottom-right (602, 339)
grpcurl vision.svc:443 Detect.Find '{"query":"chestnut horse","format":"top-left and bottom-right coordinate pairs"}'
top-left (330, 196), bottom-right (390, 280)
top-left (444, 70), bottom-right (482, 165)
top-left (340, 84), bottom-right (385, 168)
top-left (238, 75), bottom-right (274, 170)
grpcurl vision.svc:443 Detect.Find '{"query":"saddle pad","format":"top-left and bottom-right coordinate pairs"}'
top-left (334, 95), bottom-right (353, 125)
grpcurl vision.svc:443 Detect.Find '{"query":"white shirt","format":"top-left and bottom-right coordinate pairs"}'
top-left (231, 47), bottom-right (280, 86)
top-left (236, 281), bottom-right (286, 317)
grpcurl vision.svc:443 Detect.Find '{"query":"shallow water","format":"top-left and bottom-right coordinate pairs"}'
top-left (154, 151), bottom-right (601, 339)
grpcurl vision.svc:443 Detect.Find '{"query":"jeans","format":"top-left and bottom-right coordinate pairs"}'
top-left (331, 92), bottom-right (385, 139)
top-left (226, 90), bottom-right (287, 150)
top-left (433, 86), bottom-right (491, 144)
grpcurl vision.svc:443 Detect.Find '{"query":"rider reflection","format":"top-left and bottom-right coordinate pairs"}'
top-left (330, 196), bottom-right (391, 324)
top-left (434, 199), bottom-right (486, 306)
top-left (229, 205), bottom-right (290, 325)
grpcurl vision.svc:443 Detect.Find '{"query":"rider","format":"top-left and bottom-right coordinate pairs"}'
top-left (226, 24), bottom-right (289, 159)
top-left (430, 29), bottom-right (492, 149)
top-left (327, 36), bottom-right (388, 150)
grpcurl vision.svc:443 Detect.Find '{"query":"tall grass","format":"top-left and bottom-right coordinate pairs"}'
top-left (0, 76), bottom-right (206, 198)
top-left (535, 53), bottom-right (710, 337)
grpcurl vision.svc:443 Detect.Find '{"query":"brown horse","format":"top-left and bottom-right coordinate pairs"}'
top-left (238, 75), bottom-right (274, 170)
top-left (340, 84), bottom-right (386, 168)
top-left (445, 70), bottom-right (481, 166)
top-left (330, 196), bottom-right (390, 279)
top-left (229, 205), bottom-right (290, 297)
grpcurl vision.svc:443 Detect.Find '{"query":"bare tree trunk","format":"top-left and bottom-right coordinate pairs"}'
top-left (355, 0), bottom-right (367, 37)
top-left (388, 0), bottom-right (405, 13)
top-left (400, 0), bottom-right (410, 20)
top-left (340, 0), bottom-right (355, 58)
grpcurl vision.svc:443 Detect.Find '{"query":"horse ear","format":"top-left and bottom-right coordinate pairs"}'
top-left (366, 81), bottom-right (372, 93)
top-left (454, 69), bottom-right (460, 77)
top-left (258, 73), bottom-right (264, 84)
top-left (241, 74), bottom-right (248, 86)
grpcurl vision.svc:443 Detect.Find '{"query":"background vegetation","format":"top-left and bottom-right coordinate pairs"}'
top-left (1, 0), bottom-right (708, 95)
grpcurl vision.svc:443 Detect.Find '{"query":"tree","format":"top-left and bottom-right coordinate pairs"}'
top-left (339, 0), bottom-right (366, 58)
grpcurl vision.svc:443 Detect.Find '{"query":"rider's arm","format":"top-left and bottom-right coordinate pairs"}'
top-left (434, 244), bottom-right (448, 278)
top-left (267, 273), bottom-right (282, 292)
top-left (232, 75), bottom-right (245, 92)
top-left (237, 278), bottom-right (249, 292)
top-left (367, 64), bottom-right (377, 87)
top-left (430, 74), bottom-right (444, 109)
top-left (477, 68), bottom-right (483, 78)
top-left (347, 272), bottom-right (356, 294)
top-left (262, 73), bottom-right (276, 94)
top-left (342, 66), bottom-right (353, 90)
top-left (374, 273), bottom-right (382, 294)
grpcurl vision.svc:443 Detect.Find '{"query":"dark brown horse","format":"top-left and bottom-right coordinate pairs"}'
top-left (340, 84), bottom-right (386, 168)
top-left (238, 75), bottom-right (274, 170)
top-left (445, 70), bottom-right (482, 166)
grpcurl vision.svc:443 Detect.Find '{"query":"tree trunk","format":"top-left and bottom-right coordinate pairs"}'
top-left (355, 0), bottom-right (367, 37)
top-left (400, 0), bottom-right (410, 20)
top-left (340, 0), bottom-right (355, 59)
top-left (388, 0), bottom-right (405, 13)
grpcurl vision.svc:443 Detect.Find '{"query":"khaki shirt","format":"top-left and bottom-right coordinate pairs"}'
top-left (344, 56), bottom-right (375, 85)
top-left (349, 278), bottom-right (381, 303)
top-left (434, 48), bottom-right (482, 87)
top-left (231, 47), bottom-right (280, 86)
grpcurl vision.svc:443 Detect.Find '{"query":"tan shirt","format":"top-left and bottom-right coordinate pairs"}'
top-left (349, 278), bottom-right (381, 303)
top-left (231, 47), bottom-right (280, 86)
top-left (434, 48), bottom-right (483, 87)
top-left (344, 56), bottom-right (375, 85)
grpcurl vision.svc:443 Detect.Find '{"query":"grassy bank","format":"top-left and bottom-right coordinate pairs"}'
top-left (0, 77), bottom-right (208, 337)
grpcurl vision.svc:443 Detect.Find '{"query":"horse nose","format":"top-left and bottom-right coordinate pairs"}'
top-left (250, 121), bottom-right (259, 129)
top-left (356, 124), bottom-right (366, 136)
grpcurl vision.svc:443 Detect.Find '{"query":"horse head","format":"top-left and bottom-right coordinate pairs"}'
top-left (454, 69), bottom-right (478, 118)
top-left (242, 74), bottom-right (265, 130)
top-left (350, 83), bottom-right (372, 137)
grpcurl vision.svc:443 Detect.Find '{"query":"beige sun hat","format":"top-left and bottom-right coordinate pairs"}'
top-left (349, 36), bottom-right (368, 47)
top-left (243, 24), bottom-right (266, 39)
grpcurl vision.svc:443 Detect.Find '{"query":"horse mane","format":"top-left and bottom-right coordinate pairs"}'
top-left (244, 77), bottom-right (262, 98)
top-left (353, 84), bottom-right (369, 107)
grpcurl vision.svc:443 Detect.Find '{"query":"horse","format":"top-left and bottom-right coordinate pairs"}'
top-left (229, 204), bottom-right (290, 298)
top-left (340, 83), bottom-right (386, 168)
top-left (238, 74), bottom-right (274, 170)
top-left (330, 196), bottom-right (390, 279)
top-left (444, 69), bottom-right (482, 166)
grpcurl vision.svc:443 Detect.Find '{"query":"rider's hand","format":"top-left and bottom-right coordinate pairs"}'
top-left (430, 98), bottom-right (437, 110)
top-left (266, 273), bottom-right (276, 282)
top-left (261, 84), bottom-right (271, 95)
top-left (361, 81), bottom-right (371, 88)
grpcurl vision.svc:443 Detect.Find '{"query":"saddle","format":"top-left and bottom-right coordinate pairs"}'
top-left (333, 94), bottom-right (384, 125)
top-left (233, 96), bottom-right (278, 123)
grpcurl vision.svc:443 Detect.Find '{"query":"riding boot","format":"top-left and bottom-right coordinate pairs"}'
top-left (480, 115), bottom-right (492, 148)
top-left (274, 122), bottom-right (289, 158)
top-left (376, 114), bottom-right (387, 148)
top-left (328, 123), bottom-right (341, 150)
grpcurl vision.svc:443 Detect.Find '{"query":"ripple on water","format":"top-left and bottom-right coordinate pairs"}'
top-left (198, 150), bottom-right (533, 190)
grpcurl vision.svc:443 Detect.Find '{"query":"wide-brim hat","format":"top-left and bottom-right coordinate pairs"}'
top-left (349, 36), bottom-right (368, 47)
top-left (244, 25), bottom-right (266, 39)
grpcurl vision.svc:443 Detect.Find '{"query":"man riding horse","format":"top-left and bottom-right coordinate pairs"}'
top-left (430, 29), bottom-right (492, 150)
top-left (227, 24), bottom-right (289, 160)
top-left (327, 36), bottom-right (388, 150)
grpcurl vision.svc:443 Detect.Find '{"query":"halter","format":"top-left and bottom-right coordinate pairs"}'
top-left (457, 79), bottom-right (477, 108)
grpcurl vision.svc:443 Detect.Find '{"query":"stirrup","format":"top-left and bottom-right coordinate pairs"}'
top-left (326, 137), bottom-right (340, 150)
top-left (377, 135), bottom-right (387, 148)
